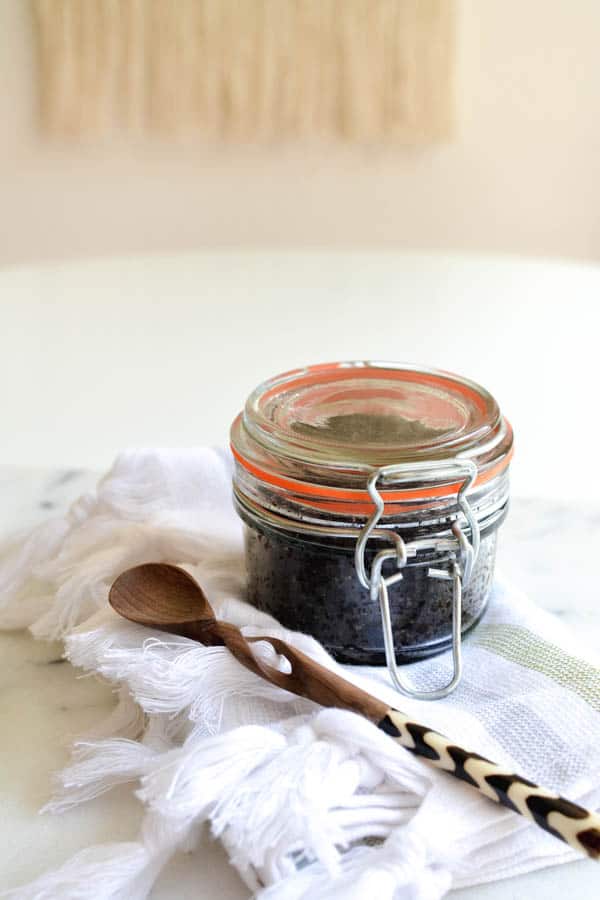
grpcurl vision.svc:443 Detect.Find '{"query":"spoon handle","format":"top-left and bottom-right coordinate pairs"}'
top-left (377, 708), bottom-right (600, 859)
top-left (192, 622), bottom-right (600, 859)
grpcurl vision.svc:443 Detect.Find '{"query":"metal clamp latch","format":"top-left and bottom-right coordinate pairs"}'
top-left (355, 459), bottom-right (480, 700)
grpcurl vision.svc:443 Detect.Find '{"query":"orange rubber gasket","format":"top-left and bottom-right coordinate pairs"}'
top-left (231, 444), bottom-right (513, 513)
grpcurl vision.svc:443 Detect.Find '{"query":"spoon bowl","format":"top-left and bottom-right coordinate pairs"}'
top-left (109, 563), bottom-right (214, 628)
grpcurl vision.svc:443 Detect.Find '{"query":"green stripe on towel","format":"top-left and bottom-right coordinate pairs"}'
top-left (471, 624), bottom-right (600, 711)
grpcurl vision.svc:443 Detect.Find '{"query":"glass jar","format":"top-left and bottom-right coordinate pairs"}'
top-left (230, 361), bottom-right (513, 698)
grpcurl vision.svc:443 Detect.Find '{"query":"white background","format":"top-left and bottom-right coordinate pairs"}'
top-left (1, 0), bottom-right (600, 265)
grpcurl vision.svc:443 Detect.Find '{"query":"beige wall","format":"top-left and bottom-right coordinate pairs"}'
top-left (1, 0), bottom-right (599, 265)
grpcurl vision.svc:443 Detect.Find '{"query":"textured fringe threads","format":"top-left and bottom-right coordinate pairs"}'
top-left (0, 448), bottom-right (452, 899)
top-left (32, 0), bottom-right (454, 141)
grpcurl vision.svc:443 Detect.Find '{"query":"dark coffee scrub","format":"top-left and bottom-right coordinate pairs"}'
top-left (231, 362), bottom-right (513, 694)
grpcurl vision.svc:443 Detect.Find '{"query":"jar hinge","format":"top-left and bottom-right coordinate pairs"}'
top-left (354, 459), bottom-right (480, 701)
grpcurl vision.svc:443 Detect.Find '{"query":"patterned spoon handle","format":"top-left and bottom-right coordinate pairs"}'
top-left (378, 708), bottom-right (600, 859)
top-left (201, 619), bottom-right (600, 859)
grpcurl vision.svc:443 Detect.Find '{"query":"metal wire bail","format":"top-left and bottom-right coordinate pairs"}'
top-left (354, 459), bottom-right (480, 700)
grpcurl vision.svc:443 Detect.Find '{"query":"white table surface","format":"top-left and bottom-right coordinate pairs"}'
top-left (0, 466), bottom-right (598, 897)
top-left (2, 251), bottom-right (600, 503)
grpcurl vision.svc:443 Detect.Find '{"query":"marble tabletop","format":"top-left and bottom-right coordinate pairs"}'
top-left (0, 466), bottom-right (598, 897)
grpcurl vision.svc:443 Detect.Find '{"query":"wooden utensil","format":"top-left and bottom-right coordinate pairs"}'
top-left (109, 563), bottom-right (600, 860)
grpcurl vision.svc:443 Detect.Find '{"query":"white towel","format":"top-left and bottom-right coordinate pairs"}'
top-left (0, 448), bottom-right (598, 899)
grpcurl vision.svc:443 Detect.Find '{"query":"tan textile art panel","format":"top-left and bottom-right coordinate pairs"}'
top-left (31, 0), bottom-right (455, 141)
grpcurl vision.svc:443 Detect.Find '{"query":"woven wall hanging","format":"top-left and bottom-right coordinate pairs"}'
top-left (32, 0), bottom-right (455, 142)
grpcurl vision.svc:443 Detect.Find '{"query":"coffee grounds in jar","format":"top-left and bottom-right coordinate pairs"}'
top-left (292, 412), bottom-right (449, 445)
top-left (241, 512), bottom-right (499, 666)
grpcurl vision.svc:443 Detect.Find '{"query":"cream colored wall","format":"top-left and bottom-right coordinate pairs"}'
top-left (1, 0), bottom-right (599, 265)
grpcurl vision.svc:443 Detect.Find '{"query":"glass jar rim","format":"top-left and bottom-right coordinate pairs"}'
top-left (230, 361), bottom-right (513, 512)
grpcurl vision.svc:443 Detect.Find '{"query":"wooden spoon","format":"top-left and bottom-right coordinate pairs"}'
top-left (109, 562), bottom-right (385, 714)
top-left (109, 563), bottom-right (600, 860)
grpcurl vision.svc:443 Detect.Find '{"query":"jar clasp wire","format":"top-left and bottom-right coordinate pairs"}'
top-left (354, 459), bottom-right (480, 701)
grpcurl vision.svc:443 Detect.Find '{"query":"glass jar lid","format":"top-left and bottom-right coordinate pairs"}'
top-left (231, 361), bottom-right (513, 512)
